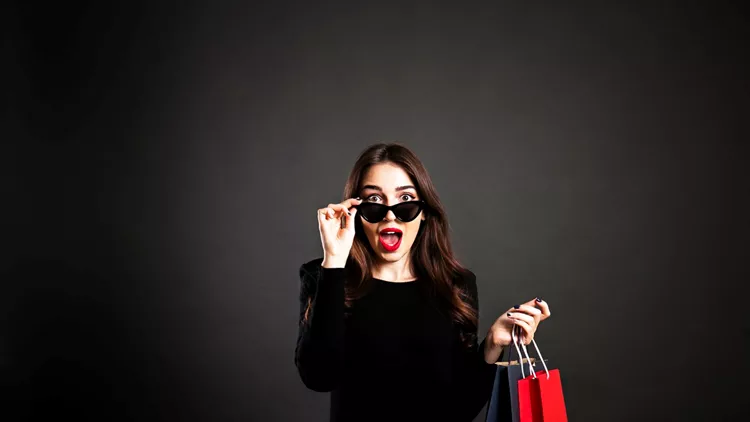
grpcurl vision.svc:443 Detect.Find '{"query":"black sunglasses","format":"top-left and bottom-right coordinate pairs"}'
top-left (354, 200), bottom-right (426, 223)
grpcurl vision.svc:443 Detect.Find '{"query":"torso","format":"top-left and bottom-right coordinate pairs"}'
top-left (338, 277), bottom-right (461, 420)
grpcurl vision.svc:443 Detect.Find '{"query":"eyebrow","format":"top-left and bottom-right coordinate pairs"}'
top-left (360, 185), bottom-right (417, 193)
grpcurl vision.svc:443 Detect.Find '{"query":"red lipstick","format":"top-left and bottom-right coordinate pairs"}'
top-left (378, 227), bottom-right (402, 252)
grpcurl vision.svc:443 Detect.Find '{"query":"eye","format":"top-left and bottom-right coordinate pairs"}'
top-left (365, 194), bottom-right (382, 203)
top-left (400, 193), bottom-right (415, 201)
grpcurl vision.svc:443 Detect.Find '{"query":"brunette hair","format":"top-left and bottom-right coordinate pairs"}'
top-left (304, 142), bottom-right (478, 348)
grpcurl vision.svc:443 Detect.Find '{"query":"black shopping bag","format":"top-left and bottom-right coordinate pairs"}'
top-left (485, 330), bottom-right (550, 422)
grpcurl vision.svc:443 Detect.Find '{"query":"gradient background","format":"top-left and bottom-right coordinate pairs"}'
top-left (3, 1), bottom-right (748, 421)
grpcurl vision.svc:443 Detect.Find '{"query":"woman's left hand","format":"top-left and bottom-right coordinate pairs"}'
top-left (483, 298), bottom-right (551, 364)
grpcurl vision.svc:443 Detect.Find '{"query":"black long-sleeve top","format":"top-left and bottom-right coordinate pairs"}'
top-left (294, 258), bottom-right (498, 422)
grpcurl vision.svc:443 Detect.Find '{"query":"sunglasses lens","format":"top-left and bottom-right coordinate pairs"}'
top-left (356, 201), bottom-right (424, 222)
top-left (394, 201), bottom-right (423, 222)
top-left (358, 203), bottom-right (387, 222)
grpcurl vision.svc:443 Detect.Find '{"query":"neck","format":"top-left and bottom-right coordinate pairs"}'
top-left (371, 254), bottom-right (416, 282)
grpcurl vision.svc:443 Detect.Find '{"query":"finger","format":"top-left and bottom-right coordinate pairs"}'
top-left (510, 304), bottom-right (542, 317)
top-left (508, 311), bottom-right (535, 329)
top-left (339, 197), bottom-right (363, 209)
top-left (510, 320), bottom-right (534, 344)
top-left (343, 207), bottom-right (357, 230)
top-left (532, 297), bottom-right (551, 320)
top-left (326, 203), bottom-right (345, 218)
top-left (318, 208), bottom-right (332, 222)
top-left (512, 304), bottom-right (542, 327)
top-left (329, 203), bottom-right (356, 220)
top-left (328, 203), bottom-right (347, 214)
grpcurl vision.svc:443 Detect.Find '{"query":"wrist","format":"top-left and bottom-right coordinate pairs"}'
top-left (322, 256), bottom-right (347, 268)
top-left (482, 335), bottom-right (508, 364)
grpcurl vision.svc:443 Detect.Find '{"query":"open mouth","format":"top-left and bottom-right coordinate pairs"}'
top-left (379, 228), bottom-right (403, 252)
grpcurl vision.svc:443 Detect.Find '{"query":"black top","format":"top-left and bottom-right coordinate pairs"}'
top-left (294, 258), bottom-right (498, 422)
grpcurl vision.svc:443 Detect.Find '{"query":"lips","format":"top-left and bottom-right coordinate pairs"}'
top-left (378, 228), bottom-right (402, 252)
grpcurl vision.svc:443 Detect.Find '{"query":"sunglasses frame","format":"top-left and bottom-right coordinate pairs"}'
top-left (354, 200), bottom-right (426, 223)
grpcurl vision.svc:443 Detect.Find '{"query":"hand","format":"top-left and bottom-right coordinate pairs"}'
top-left (483, 298), bottom-right (551, 364)
top-left (318, 197), bottom-right (362, 266)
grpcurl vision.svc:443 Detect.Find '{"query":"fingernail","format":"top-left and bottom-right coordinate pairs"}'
top-left (535, 297), bottom-right (542, 302)
top-left (507, 312), bottom-right (513, 317)
top-left (347, 210), bottom-right (351, 216)
top-left (355, 197), bottom-right (361, 200)
top-left (513, 304), bottom-right (520, 309)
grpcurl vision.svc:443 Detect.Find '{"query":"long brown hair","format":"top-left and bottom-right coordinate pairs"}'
top-left (304, 142), bottom-right (478, 348)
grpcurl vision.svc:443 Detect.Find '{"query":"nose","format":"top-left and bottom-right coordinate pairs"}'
top-left (384, 210), bottom-right (397, 221)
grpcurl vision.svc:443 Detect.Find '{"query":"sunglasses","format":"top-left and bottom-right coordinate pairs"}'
top-left (354, 200), bottom-right (426, 223)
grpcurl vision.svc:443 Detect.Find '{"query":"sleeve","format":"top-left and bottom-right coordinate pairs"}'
top-left (451, 270), bottom-right (499, 421)
top-left (293, 258), bottom-right (347, 392)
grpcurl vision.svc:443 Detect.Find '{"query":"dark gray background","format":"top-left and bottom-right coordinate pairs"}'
top-left (3, 1), bottom-right (748, 421)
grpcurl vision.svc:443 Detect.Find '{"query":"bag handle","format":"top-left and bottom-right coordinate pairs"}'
top-left (516, 324), bottom-right (550, 380)
top-left (500, 326), bottom-right (527, 376)
top-left (509, 325), bottom-right (527, 378)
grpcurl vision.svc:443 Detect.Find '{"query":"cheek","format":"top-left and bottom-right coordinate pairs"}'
top-left (404, 220), bottom-right (423, 241)
top-left (363, 222), bottom-right (378, 238)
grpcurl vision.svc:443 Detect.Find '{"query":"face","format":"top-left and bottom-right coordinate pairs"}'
top-left (358, 163), bottom-right (425, 264)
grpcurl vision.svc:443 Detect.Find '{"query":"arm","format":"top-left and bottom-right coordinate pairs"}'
top-left (294, 258), bottom-right (347, 392)
top-left (452, 270), bottom-right (500, 421)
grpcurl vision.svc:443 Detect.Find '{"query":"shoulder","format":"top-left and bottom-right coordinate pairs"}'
top-left (455, 267), bottom-right (479, 303)
top-left (456, 267), bottom-right (477, 288)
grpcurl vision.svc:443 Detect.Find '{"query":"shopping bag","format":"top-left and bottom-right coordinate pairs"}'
top-left (484, 328), bottom-right (549, 422)
top-left (516, 333), bottom-right (568, 422)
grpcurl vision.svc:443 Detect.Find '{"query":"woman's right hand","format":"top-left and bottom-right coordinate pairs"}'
top-left (318, 197), bottom-right (362, 267)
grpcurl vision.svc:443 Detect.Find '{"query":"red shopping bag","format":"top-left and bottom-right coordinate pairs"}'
top-left (519, 369), bottom-right (568, 422)
top-left (515, 329), bottom-right (568, 422)
top-left (518, 371), bottom-right (542, 422)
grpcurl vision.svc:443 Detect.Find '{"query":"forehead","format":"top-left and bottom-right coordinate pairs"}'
top-left (361, 163), bottom-right (415, 191)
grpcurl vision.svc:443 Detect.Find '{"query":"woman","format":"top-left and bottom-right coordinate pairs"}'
top-left (295, 143), bottom-right (551, 422)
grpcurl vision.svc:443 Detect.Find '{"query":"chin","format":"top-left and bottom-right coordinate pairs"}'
top-left (378, 247), bottom-right (412, 262)
top-left (380, 253), bottom-right (406, 262)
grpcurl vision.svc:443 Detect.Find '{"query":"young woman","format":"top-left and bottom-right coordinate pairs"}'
top-left (295, 143), bottom-right (551, 422)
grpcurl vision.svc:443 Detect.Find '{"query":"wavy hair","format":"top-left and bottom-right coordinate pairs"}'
top-left (303, 142), bottom-right (478, 347)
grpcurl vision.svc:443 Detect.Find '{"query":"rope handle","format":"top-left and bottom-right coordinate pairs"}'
top-left (514, 324), bottom-right (550, 380)
top-left (510, 325), bottom-right (526, 378)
